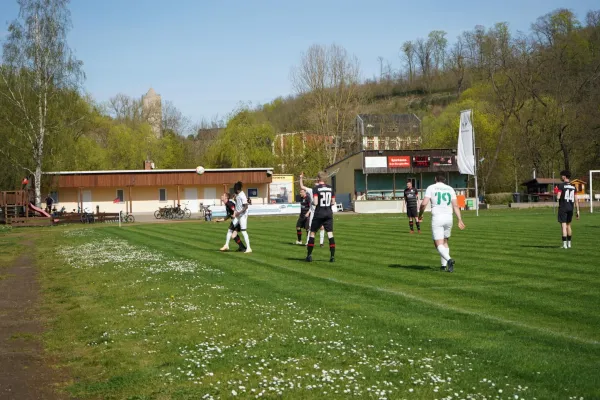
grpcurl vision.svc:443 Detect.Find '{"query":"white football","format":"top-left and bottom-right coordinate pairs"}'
top-left (196, 166), bottom-right (205, 175)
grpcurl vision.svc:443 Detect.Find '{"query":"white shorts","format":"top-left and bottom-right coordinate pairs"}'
top-left (431, 214), bottom-right (453, 241)
top-left (233, 214), bottom-right (248, 230)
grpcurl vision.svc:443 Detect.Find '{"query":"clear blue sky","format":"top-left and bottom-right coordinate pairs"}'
top-left (0, 0), bottom-right (597, 124)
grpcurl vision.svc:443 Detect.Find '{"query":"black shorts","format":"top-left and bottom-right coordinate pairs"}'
top-left (406, 207), bottom-right (418, 218)
top-left (558, 210), bottom-right (573, 224)
top-left (228, 221), bottom-right (241, 232)
top-left (296, 214), bottom-right (309, 230)
top-left (311, 214), bottom-right (333, 233)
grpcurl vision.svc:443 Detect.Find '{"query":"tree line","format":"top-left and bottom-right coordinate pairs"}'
top-left (1, 1), bottom-right (598, 204)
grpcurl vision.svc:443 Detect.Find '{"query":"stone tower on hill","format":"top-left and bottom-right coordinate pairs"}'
top-left (142, 87), bottom-right (162, 138)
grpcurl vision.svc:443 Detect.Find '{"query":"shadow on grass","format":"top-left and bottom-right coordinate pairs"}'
top-left (520, 245), bottom-right (560, 249)
top-left (284, 257), bottom-right (329, 263)
top-left (388, 264), bottom-right (432, 270)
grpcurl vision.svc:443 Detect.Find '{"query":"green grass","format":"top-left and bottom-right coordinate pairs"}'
top-left (27, 209), bottom-right (600, 399)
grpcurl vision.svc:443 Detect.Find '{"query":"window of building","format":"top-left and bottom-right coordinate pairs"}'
top-left (116, 189), bottom-right (124, 203)
top-left (159, 188), bottom-right (167, 202)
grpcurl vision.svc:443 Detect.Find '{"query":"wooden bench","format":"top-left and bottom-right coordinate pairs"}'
top-left (96, 212), bottom-right (120, 223)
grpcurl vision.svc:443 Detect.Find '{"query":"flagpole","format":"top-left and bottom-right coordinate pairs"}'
top-left (471, 109), bottom-right (479, 217)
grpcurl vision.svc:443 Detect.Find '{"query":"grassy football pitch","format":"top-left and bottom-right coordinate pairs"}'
top-left (4, 209), bottom-right (600, 399)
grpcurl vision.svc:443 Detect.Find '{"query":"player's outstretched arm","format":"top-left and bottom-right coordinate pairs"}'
top-left (299, 172), bottom-right (310, 192)
top-left (451, 199), bottom-right (466, 230)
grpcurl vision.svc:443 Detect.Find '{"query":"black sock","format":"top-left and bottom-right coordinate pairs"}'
top-left (307, 237), bottom-right (315, 256)
top-left (409, 220), bottom-right (414, 231)
top-left (567, 235), bottom-right (572, 241)
top-left (329, 237), bottom-right (335, 258)
top-left (562, 236), bottom-right (567, 242)
top-left (416, 221), bottom-right (421, 230)
top-left (296, 228), bottom-right (302, 241)
top-left (234, 236), bottom-right (246, 250)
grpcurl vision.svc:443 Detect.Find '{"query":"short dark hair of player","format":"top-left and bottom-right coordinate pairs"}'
top-left (234, 181), bottom-right (243, 193)
top-left (435, 175), bottom-right (446, 183)
top-left (560, 170), bottom-right (571, 179)
top-left (317, 171), bottom-right (327, 181)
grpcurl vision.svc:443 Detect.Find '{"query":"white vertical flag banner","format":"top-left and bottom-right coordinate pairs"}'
top-left (458, 110), bottom-right (475, 175)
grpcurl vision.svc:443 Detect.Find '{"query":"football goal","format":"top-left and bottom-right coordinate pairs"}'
top-left (590, 170), bottom-right (600, 213)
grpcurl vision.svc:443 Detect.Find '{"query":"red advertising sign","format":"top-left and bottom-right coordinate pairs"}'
top-left (388, 155), bottom-right (411, 168)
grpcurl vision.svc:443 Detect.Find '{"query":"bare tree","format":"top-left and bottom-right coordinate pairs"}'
top-left (428, 30), bottom-right (448, 72)
top-left (291, 44), bottom-right (361, 164)
top-left (106, 93), bottom-right (142, 121)
top-left (0, 0), bottom-right (83, 206)
top-left (401, 41), bottom-right (416, 84)
top-left (162, 100), bottom-right (191, 136)
top-left (448, 36), bottom-right (467, 95)
top-left (414, 37), bottom-right (434, 91)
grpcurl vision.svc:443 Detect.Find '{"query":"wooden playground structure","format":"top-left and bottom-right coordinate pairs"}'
top-left (0, 190), bottom-right (53, 227)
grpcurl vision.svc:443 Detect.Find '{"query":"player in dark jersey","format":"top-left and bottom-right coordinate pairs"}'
top-left (296, 188), bottom-right (312, 244)
top-left (556, 170), bottom-right (580, 249)
top-left (403, 181), bottom-right (421, 234)
top-left (306, 171), bottom-right (336, 263)
top-left (218, 193), bottom-right (246, 252)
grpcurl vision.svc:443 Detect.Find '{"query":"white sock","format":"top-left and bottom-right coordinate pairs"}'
top-left (225, 230), bottom-right (232, 246)
top-left (441, 256), bottom-right (448, 267)
top-left (242, 231), bottom-right (250, 249)
top-left (319, 229), bottom-right (325, 244)
top-left (437, 245), bottom-right (450, 262)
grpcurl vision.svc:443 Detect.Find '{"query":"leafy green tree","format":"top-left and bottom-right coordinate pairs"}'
top-left (205, 110), bottom-right (275, 168)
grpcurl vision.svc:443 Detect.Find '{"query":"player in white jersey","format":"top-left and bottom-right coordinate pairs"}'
top-left (300, 173), bottom-right (325, 246)
top-left (231, 181), bottom-right (252, 253)
top-left (418, 175), bottom-right (465, 272)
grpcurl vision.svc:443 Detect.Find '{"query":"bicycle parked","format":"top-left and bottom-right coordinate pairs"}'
top-left (120, 210), bottom-right (135, 223)
top-left (80, 208), bottom-right (94, 224)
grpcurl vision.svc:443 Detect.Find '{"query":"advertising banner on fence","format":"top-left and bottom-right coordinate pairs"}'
top-left (211, 203), bottom-right (302, 217)
top-left (270, 174), bottom-right (294, 204)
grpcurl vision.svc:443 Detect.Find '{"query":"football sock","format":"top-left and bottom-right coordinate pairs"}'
top-left (416, 221), bottom-right (421, 231)
top-left (296, 228), bottom-right (302, 242)
top-left (441, 256), bottom-right (448, 267)
top-left (329, 237), bottom-right (336, 258)
top-left (234, 236), bottom-right (246, 250)
top-left (225, 230), bottom-right (232, 246)
top-left (562, 236), bottom-right (567, 247)
top-left (567, 235), bottom-right (572, 247)
top-left (409, 220), bottom-right (414, 231)
top-left (307, 237), bottom-right (315, 256)
top-left (241, 231), bottom-right (250, 249)
top-left (319, 229), bottom-right (325, 244)
top-left (436, 245), bottom-right (450, 261)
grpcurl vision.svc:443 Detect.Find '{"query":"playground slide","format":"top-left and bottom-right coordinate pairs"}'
top-left (28, 203), bottom-right (52, 218)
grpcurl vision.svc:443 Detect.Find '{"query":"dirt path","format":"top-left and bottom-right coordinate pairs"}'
top-left (0, 241), bottom-right (67, 400)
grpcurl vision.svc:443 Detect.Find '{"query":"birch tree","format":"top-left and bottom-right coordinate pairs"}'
top-left (0, 0), bottom-right (83, 206)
